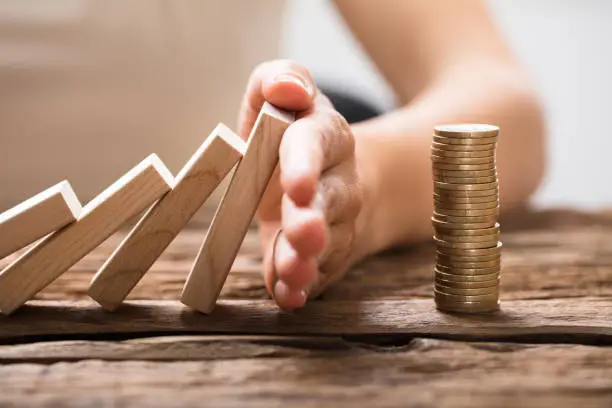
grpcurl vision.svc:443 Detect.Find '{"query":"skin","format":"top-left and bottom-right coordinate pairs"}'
top-left (237, 0), bottom-right (546, 310)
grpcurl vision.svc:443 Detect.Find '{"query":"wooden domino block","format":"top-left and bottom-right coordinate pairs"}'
top-left (0, 181), bottom-right (82, 260)
top-left (88, 124), bottom-right (245, 311)
top-left (0, 154), bottom-right (173, 315)
top-left (181, 102), bottom-right (294, 313)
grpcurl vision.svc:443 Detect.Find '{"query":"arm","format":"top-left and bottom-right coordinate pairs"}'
top-left (334, 0), bottom-right (546, 257)
top-left (239, 0), bottom-right (545, 310)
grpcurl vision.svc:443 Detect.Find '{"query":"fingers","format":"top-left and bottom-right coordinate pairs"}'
top-left (272, 232), bottom-right (318, 290)
top-left (238, 60), bottom-right (316, 140)
top-left (271, 222), bottom-right (354, 310)
top-left (282, 161), bottom-right (361, 256)
top-left (266, 163), bottom-right (363, 310)
top-left (279, 104), bottom-right (355, 207)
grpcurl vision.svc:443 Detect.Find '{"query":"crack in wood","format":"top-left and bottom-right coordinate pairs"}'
top-left (0, 298), bottom-right (609, 346)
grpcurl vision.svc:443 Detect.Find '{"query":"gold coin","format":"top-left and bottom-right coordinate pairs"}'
top-left (434, 238), bottom-right (498, 249)
top-left (433, 162), bottom-right (495, 171)
top-left (432, 218), bottom-right (498, 230)
top-left (435, 277), bottom-right (499, 289)
top-left (435, 268), bottom-right (499, 281)
top-left (434, 181), bottom-right (498, 191)
top-left (436, 270), bottom-right (501, 279)
top-left (434, 291), bottom-right (499, 313)
top-left (437, 251), bottom-right (501, 262)
top-left (434, 188), bottom-right (498, 198)
top-left (434, 175), bottom-right (497, 184)
top-left (436, 261), bottom-right (501, 271)
top-left (434, 289), bottom-right (499, 303)
top-left (431, 167), bottom-right (497, 177)
top-left (434, 190), bottom-right (499, 199)
top-left (434, 207), bottom-right (499, 217)
top-left (435, 299), bottom-right (500, 314)
top-left (435, 264), bottom-right (500, 275)
top-left (433, 135), bottom-right (497, 146)
top-left (431, 155), bottom-right (494, 165)
top-left (434, 124), bottom-right (499, 138)
top-left (436, 259), bottom-right (500, 269)
top-left (435, 203), bottom-right (499, 213)
top-left (435, 283), bottom-right (499, 296)
top-left (434, 232), bottom-right (499, 243)
top-left (431, 142), bottom-right (495, 152)
top-left (433, 194), bottom-right (498, 204)
top-left (437, 242), bottom-right (502, 256)
top-left (434, 200), bottom-right (498, 210)
top-left (434, 193), bottom-right (499, 203)
top-left (431, 148), bottom-right (495, 158)
top-left (433, 168), bottom-right (497, 177)
top-left (433, 214), bottom-right (498, 225)
top-left (433, 223), bottom-right (500, 235)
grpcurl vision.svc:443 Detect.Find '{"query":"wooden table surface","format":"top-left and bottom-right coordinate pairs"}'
top-left (1, 209), bottom-right (612, 407)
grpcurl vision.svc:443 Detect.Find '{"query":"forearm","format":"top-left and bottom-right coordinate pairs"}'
top-left (351, 67), bottom-right (546, 259)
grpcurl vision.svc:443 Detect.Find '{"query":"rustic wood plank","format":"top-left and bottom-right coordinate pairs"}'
top-left (0, 338), bottom-right (611, 407)
top-left (0, 209), bottom-right (606, 305)
top-left (0, 298), bottom-right (610, 342)
top-left (0, 335), bottom-right (353, 363)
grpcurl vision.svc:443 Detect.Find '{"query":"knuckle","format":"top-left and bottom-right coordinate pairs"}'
top-left (321, 164), bottom-right (363, 223)
top-left (319, 224), bottom-right (355, 275)
top-left (346, 180), bottom-right (364, 217)
top-left (329, 110), bottom-right (355, 157)
top-left (314, 109), bottom-right (354, 167)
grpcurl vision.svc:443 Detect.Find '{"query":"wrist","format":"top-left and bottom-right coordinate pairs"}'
top-left (349, 128), bottom-right (384, 263)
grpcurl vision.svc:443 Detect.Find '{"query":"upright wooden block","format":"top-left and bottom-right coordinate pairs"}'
top-left (0, 181), bottom-right (82, 260)
top-left (0, 154), bottom-right (173, 315)
top-left (88, 124), bottom-right (246, 311)
top-left (181, 102), bottom-right (294, 313)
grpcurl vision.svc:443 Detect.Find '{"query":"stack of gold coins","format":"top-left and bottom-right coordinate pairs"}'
top-left (431, 124), bottom-right (501, 313)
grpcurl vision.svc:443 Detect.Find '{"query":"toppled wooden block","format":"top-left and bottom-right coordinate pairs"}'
top-left (0, 154), bottom-right (173, 315)
top-left (89, 124), bottom-right (245, 311)
top-left (181, 102), bottom-right (294, 313)
top-left (0, 181), bottom-right (82, 260)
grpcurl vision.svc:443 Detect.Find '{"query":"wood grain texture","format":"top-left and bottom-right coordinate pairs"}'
top-left (0, 180), bottom-right (82, 259)
top-left (89, 125), bottom-right (245, 311)
top-left (1, 298), bottom-right (610, 341)
top-left (0, 337), bottom-right (611, 408)
top-left (0, 210), bottom-right (610, 407)
top-left (0, 155), bottom-right (173, 315)
top-left (0, 335), bottom-right (350, 362)
top-left (181, 102), bottom-right (294, 313)
top-left (7, 209), bottom-right (611, 305)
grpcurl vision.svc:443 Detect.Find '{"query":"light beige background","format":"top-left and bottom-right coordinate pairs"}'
top-left (0, 0), bottom-right (283, 209)
top-left (0, 1), bottom-right (607, 211)
top-left (282, 0), bottom-right (612, 209)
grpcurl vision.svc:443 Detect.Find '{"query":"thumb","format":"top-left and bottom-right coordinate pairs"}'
top-left (238, 60), bottom-right (316, 139)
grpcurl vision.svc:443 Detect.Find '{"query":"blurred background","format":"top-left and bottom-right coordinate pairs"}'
top-left (0, 1), bottom-right (608, 211)
top-left (282, 0), bottom-right (612, 210)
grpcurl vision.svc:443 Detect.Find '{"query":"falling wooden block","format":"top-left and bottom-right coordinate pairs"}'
top-left (88, 124), bottom-right (246, 311)
top-left (181, 102), bottom-right (294, 313)
top-left (0, 154), bottom-right (173, 315)
top-left (0, 181), bottom-right (82, 260)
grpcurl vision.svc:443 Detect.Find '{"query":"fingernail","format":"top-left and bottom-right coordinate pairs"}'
top-left (274, 74), bottom-right (313, 96)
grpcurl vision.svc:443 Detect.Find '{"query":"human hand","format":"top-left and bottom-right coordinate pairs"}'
top-left (238, 60), bottom-right (364, 310)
